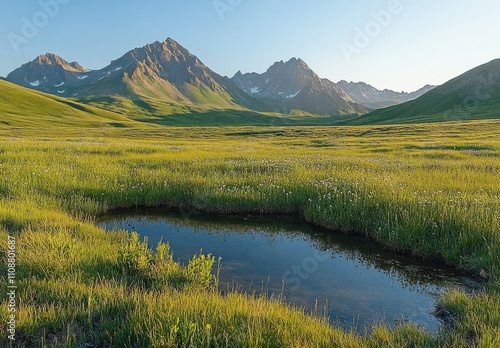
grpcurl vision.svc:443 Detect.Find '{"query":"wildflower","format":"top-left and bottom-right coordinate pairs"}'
top-left (206, 324), bottom-right (211, 330)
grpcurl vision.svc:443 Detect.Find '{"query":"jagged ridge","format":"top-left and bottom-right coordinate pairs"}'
top-left (232, 58), bottom-right (368, 115)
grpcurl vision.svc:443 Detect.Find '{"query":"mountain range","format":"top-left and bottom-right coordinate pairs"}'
top-left (232, 58), bottom-right (368, 115)
top-left (6, 39), bottom-right (256, 109)
top-left (3, 37), bottom-right (500, 125)
top-left (336, 81), bottom-right (435, 109)
top-left (5, 38), bottom-right (433, 117)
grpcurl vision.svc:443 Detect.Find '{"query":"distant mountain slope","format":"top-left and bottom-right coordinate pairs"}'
top-left (351, 59), bottom-right (500, 124)
top-left (0, 80), bottom-right (134, 127)
top-left (6, 53), bottom-right (91, 95)
top-left (232, 58), bottom-right (368, 115)
top-left (337, 81), bottom-right (435, 109)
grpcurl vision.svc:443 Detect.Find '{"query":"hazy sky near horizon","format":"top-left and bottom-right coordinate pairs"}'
top-left (1, 0), bottom-right (500, 91)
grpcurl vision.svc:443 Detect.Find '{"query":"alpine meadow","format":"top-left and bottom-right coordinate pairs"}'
top-left (1, 1), bottom-right (500, 347)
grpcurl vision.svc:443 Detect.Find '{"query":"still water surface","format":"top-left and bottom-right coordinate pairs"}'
top-left (99, 209), bottom-right (481, 333)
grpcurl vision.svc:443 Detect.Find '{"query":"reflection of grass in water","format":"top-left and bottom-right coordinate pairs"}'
top-left (1, 121), bottom-right (499, 346)
top-left (102, 210), bottom-right (483, 291)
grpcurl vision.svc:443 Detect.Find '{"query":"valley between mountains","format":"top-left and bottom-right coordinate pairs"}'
top-left (4, 37), bottom-right (468, 126)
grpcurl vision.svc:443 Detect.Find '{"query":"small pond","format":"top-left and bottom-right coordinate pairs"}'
top-left (99, 208), bottom-right (482, 333)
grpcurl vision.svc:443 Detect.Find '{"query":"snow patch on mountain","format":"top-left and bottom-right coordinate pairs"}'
top-left (30, 80), bottom-right (41, 87)
top-left (286, 90), bottom-right (301, 99)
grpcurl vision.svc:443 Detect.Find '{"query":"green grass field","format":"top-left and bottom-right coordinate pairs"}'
top-left (1, 116), bottom-right (499, 346)
top-left (0, 81), bottom-right (138, 128)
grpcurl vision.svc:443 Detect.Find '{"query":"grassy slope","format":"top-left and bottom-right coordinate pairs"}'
top-left (0, 121), bottom-right (499, 347)
top-left (348, 92), bottom-right (500, 125)
top-left (0, 80), bottom-right (137, 128)
top-left (350, 59), bottom-right (500, 125)
top-left (77, 94), bottom-right (358, 127)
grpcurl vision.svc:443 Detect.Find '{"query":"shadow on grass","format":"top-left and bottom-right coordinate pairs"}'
top-left (137, 109), bottom-right (357, 127)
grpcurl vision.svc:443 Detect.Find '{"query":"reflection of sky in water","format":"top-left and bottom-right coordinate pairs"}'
top-left (100, 211), bottom-right (483, 333)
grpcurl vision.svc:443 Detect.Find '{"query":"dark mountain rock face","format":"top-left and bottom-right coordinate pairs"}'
top-left (104, 39), bottom-right (222, 91)
top-left (6, 53), bottom-right (90, 93)
top-left (232, 58), bottom-right (368, 115)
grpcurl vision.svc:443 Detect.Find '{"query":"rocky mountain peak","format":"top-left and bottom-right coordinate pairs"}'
top-left (69, 61), bottom-right (88, 72)
top-left (268, 57), bottom-right (313, 77)
top-left (110, 38), bottom-right (218, 90)
top-left (33, 53), bottom-right (87, 72)
top-left (232, 57), bottom-right (368, 115)
top-left (125, 38), bottom-right (197, 65)
top-left (6, 52), bottom-right (90, 90)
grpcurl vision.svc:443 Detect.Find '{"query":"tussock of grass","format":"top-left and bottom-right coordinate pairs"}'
top-left (439, 291), bottom-right (500, 347)
top-left (1, 120), bottom-right (499, 346)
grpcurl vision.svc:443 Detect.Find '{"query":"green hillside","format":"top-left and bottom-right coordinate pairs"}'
top-left (0, 80), bottom-right (137, 128)
top-left (76, 94), bottom-right (357, 127)
top-left (350, 59), bottom-right (500, 125)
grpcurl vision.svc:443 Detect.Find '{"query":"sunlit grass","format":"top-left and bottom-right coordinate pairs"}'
top-left (0, 120), bottom-right (499, 346)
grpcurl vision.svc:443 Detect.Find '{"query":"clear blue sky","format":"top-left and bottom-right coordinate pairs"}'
top-left (1, 0), bottom-right (500, 92)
